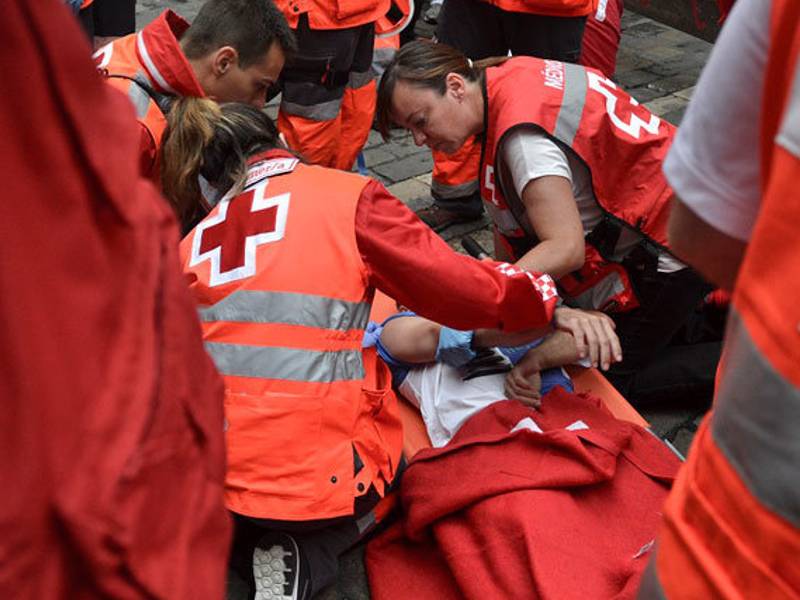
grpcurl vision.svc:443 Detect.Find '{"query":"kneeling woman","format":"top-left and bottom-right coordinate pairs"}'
top-left (160, 98), bottom-right (561, 599)
top-left (377, 40), bottom-right (719, 403)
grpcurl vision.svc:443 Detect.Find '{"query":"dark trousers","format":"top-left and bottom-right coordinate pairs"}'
top-left (280, 16), bottom-right (374, 116)
top-left (606, 263), bottom-right (721, 405)
top-left (436, 0), bottom-right (587, 62)
top-left (227, 465), bottom-right (404, 600)
top-left (78, 0), bottom-right (136, 39)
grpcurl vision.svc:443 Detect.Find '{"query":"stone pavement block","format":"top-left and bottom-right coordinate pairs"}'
top-left (644, 94), bottom-right (689, 117)
top-left (448, 226), bottom-right (495, 255)
top-left (673, 86), bottom-right (696, 100)
top-left (643, 72), bottom-right (701, 95)
top-left (415, 173), bottom-right (433, 185)
top-left (371, 152), bottom-right (434, 183)
top-left (672, 427), bottom-right (697, 456)
top-left (647, 57), bottom-right (701, 78)
top-left (627, 85), bottom-right (670, 104)
top-left (439, 215), bottom-right (492, 243)
top-left (624, 21), bottom-right (671, 38)
top-left (364, 129), bottom-right (386, 150)
top-left (615, 49), bottom-right (656, 74)
top-left (386, 178), bottom-right (431, 207)
top-left (640, 45), bottom-right (686, 63)
top-left (640, 403), bottom-right (703, 439)
top-left (662, 107), bottom-right (687, 125)
top-left (362, 146), bottom-right (396, 168)
top-left (386, 136), bottom-right (429, 159)
top-left (616, 69), bottom-right (663, 89)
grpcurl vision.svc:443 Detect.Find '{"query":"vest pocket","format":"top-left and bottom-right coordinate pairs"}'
top-left (224, 390), bottom-right (324, 504)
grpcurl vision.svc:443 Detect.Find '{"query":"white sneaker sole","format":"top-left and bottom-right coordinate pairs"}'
top-left (252, 536), bottom-right (300, 600)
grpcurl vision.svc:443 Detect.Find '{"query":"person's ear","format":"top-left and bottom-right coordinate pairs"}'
top-left (445, 72), bottom-right (466, 102)
top-left (212, 46), bottom-right (238, 77)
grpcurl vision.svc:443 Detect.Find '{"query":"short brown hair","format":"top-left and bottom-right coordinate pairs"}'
top-left (376, 40), bottom-right (508, 139)
top-left (182, 0), bottom-right (296, 68)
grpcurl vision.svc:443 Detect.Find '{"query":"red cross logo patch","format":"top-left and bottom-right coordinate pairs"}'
top-left (189, 180), bottom-right (290, 286)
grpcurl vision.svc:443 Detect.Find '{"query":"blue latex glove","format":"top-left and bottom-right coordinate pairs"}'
top-left (435, 326), bottom-right (477, 368)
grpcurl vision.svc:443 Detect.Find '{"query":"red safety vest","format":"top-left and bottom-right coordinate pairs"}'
top-left (637, 1), bottom-right (800, 598)
top-left (481, 0), bottom-right (595, 17)
top-left (277, 0), bottom-right (390, 29)
top-left (481, 56), bottom-right (676, 312)
top-left (181, 152), bottom-right (403, 522)
top-left (93, 10), bottom-right (204, 180)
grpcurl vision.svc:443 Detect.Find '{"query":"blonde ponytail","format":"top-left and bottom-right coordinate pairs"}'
top-left (161, 97), bottom-right (223, 227)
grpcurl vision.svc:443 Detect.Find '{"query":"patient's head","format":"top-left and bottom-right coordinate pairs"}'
top-left (161, 98), bottom-right (284, 229)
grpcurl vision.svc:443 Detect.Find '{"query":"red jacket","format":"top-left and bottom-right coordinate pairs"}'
top-left (481, 0), bottom-right (595, 17)
top-left (1, 1), bottom-right (229, 598)
top-left (481, 57), bottom-right (676, 311)
top-left (94, 10), bottom-right (204, 181)
top-left (366, 391), bottom-right (680, 600)
top-left (181, 150), bottom-right (559, 521)
top-left (277, 0), bottom-right (390, 29)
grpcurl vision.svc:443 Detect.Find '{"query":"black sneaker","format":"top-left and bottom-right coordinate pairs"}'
top-left (252, 533), bottom-right (307, 600)
top-left (416, 204), bottom-right (484, 233)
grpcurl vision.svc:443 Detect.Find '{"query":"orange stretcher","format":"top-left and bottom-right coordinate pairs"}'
top-left (369, 292), bottom-right (648, 459)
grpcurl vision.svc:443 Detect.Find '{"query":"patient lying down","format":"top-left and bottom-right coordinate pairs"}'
top-left (365, 307), bottom-right (621, 447)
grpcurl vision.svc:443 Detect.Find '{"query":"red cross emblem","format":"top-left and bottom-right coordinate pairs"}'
top-left (189, 180), bottom-right (290, 286)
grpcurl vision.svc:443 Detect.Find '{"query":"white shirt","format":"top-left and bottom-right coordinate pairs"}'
top-left (500, 128), bottom-right (685, 272)
top-left (662, 0), bottom-right (769, 242)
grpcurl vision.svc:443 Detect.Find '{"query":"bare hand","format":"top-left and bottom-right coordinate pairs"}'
top-left (553, 307), bottom-right (623, 370)
top-left (504, 366), bottom-right (542, 408)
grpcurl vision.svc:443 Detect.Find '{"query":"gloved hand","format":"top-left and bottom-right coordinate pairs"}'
top-left (435, 326), bottom-right (476, 367)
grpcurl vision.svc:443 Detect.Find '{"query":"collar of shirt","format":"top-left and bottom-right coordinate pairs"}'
top-left (136, 10), bottom-right (204, 98)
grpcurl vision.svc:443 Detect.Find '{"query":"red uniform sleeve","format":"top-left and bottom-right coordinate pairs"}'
top-left (138, 121), bottom-right (158, 178)
top-left (355, 179), bottom-right (558, 331)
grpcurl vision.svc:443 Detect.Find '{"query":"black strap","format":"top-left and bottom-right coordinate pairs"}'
top-left (105, 73), bottom-right (173, 117)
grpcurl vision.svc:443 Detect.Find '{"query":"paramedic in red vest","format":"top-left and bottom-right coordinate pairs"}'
top-left (1, 0), bottom-right (229, 597)
top-left (377, 40), bottom-right (720, 404)
top-left (93, 0), bottom-right (296, 182)
top-left (162, 98), bottom-right (566, 599)
top-left (273, 0), bottom-right (390, 170)
top-left (419, 0), bottom-right (593, 232)
top-left (637, 0), bottom-right (800, 596)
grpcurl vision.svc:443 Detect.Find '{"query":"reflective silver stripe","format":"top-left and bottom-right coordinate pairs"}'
top-left (568, 271), bottom-right (626, 311)
top-left (136, 31), bottom-right (177, 95)
top-left (711, 309), bottom-right (800, 527)
top-left (205, 342), bottom-right (365, 382)
top-left (348, 69), bottom-right (374, 90)
top-left (776, 57), bottom-right (800, 157)
top-left (280, 96), bottom-right (341, 121)
top-left (484, 201), bottom-right (522, 235)
top-left (636, 554), bottom-right (669, 600)
top-left (199, 290), bottom-right (370, 331)
top-left (431, 178), bottom-right (479, 199)
top-left (553, 63), bottom-right (588, 147)
top-left (127, 82), bottom-right (151, 118)
top-left (356, 510), bottom-right (377, 534)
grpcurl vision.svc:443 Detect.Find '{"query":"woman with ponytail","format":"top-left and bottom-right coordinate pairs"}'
top-left (162, 96), bottom-right (572, 599)
top-left (377, 39), bottom-right (720, 404)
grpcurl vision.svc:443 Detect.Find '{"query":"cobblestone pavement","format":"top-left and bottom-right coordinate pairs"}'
top-left (135, 4), bottom-right (713, 598)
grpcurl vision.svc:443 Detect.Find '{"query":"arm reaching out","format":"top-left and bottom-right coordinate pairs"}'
top-left (504, 310), bottom-right (623, 405)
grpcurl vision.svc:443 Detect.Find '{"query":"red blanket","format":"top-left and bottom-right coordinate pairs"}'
top-left (366, 389), bottom-right (680, 600)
